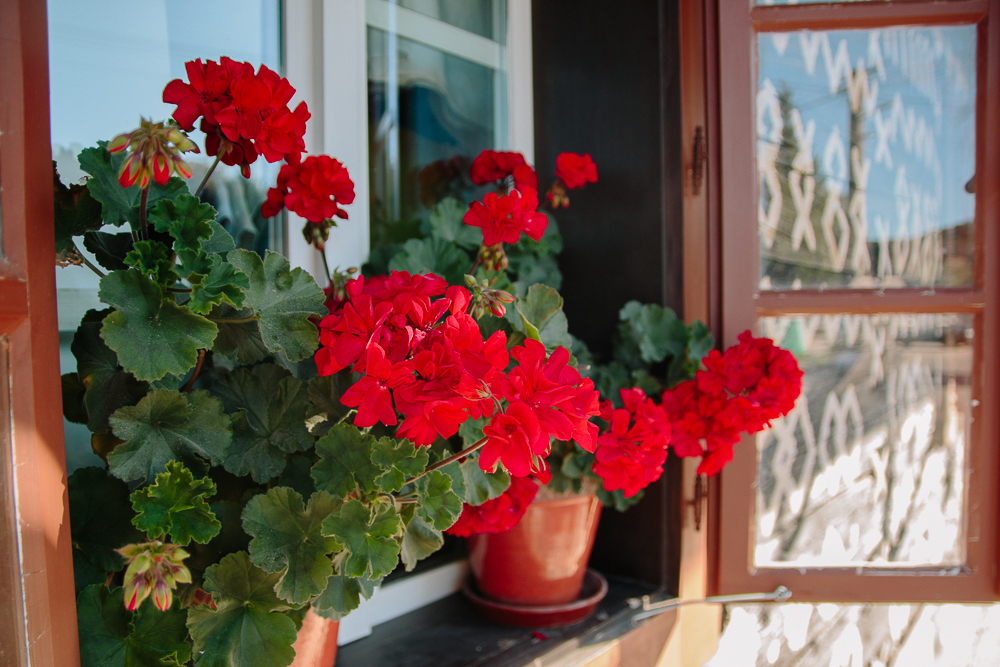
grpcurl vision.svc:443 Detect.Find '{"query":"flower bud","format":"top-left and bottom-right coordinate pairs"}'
top-left (110, 118), bottom-right (199, 189)
top-left (464, 274), bottom-right (477, 287)
top-left (489, 302), bottom-right (506, 318)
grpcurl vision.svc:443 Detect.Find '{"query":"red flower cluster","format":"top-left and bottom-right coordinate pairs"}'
top-left (261, 155), bottom-right (356, 249)
top-left (444, 476), bottom-right (539, 537)
top-left (163, 57), bottom-right (309, 177)
top-left (316, 271), bottom-right (509, 446)
top-left (591, 388), bottom-right (672, 498)
top-left (470, 150), bottom-right (538, 192)
top-left (463, 188), bottom-right (548, 247)
top-left (661, 331), bottom-right (802, 476)
top-left (554, 152), bottom-right (598, 190)
top-left (481, 340), bottom-right (600, 477)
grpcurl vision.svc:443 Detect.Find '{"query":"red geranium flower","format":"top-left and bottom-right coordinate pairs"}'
top-left (262, 155), bottom-right (356, 222)
top-left (462, 188), bottom-right (548, 246)
top-left (555, 152), bottom-right (598, 189)
top-left (162, 58), bottom-right (233, 130)
top-left (592, 388), bottom-right (672, 497)
top-left (470, 150), bottom-right (535, 186)
top-left (480, 401), bottom-right (546, 477)
top-left (445, 476), bottom-right (539, 537)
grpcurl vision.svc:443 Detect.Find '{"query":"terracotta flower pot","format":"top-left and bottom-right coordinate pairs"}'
top-left (467, 491), bottom-right (602, 606)
top-left (290, 608), bottom-right (339, 667)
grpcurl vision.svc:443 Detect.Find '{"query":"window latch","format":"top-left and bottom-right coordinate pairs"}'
top-left (628, 586), bottom-right (792, 624)
top-left (690, 125), bottom-right (707, 195)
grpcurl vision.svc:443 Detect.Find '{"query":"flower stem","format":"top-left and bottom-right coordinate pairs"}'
top-left (319, 247), bottom-right (332, 284)
top-left (405, 437), bottom-right (488, 486)
top-left (180, 350), bottom-right (206, 393)
top-left (139, 186), bottom-right (150, 241)
top-left (81, 255), bottom-right (106, 278)
top-left (195, 155), bottom-right (222, 197)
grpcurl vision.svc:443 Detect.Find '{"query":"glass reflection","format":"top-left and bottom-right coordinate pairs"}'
top-left (755, 313), bottom-right (973, 568)
top-left (756, 26), bottom-right (976, 290)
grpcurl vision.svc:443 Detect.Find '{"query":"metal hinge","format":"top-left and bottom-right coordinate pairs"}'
top-left (628, 586), bottom-right (792, 624)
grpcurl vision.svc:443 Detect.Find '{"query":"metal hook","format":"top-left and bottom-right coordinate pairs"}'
top-left (628, 586), bottom-right (792, 624)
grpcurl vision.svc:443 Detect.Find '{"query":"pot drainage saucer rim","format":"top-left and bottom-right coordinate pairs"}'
top-left (462, 569), bottom-right (608, 628)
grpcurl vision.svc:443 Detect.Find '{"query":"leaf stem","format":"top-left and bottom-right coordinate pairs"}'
top-left (139, 186), bottom-right (150, 241)
top-left (195, 155), bottom-right (222, 198)
top-left (405, 437), bottom-right (488, 486)
top-left (80, 255), bottom-right (106, 278)
top-left (206, 315), bottom-right (258, 324)
top-left (337, 409), bottom-right (358, 426)
top-left (181, 350), bottom-right (206, 393)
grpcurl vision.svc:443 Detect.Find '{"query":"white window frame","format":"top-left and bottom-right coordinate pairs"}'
top-left (283, 0), bottom-right (535, 643)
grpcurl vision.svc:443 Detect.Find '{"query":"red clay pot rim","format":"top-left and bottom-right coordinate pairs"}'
top-left (463, 569), bottom-right (609, 614)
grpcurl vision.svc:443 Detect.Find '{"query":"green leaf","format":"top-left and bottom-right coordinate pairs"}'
top-left (69, 467), bottom-right (142, 594)
top-left (597, 486), bottom-right (645, 512)
top-left (458, 417), bottom-right (486, 447)
top-left (212, 364), bottom-right (313, 484)
top-left (414, 470), bottom-right (462, 531)
top-left (242, 488), bottom-right (342, 604)
top-left (187, 255), bottom-right (249, 315)
top-left (108, 389), bottom-right (232, 483)
top-left (371, 438), bottom-right (429, 493)
top-left (125, 240), bottom-right (178, 285)
top-left (311, 424), bottom-right (381, 498)
top-left (425, 197), bottom-right (482, 249)
top-left (306, 373), bottom-right (352, 437)
top-left (62, 372), bottom-right (89, 425)
top-left (515, 284), bottom-right (572, 351)
top-left (458, 459), bottom-right (510, 507)
top-left (387, 237), bottom-right (469, 285)
top-left (187, 552), bottom-right (297, 667)
top-left (321, 499), bottom-right (401, 579)
top-left (274, 454), bottom-right (317, 499)
top-left (131, 461), bottom-right (220, 545)
top-left (312, 569), bottom-right (379, 620)
top-left (210, 305), bottom-right (269, 365)
top-left (79, 145), bottom-right (187, 228)
top-left (77, 584), bottom-right (191, 667)
top-left (73, 308), bottom-right (151, 433)
top-left (99, 270), bottom-right (218, 382)
top-left (687, 320), bottom-right (715, 365)
top-left (615, 301), bottom-right (688, 366)
top-left (228, 249), bottom-right (326, 362)
top-left (203, 220), bottom-right (236, 254)
top-left (400, 513), bottom-right (443, 572)
top-left (148, 194), bottom-right (216, 256)
top-left (507, 251), bottom-right (563, 292)
top-left (84, 231), bottom-right (137, 272)
top-left (54, 164), bottom-right (103, 255)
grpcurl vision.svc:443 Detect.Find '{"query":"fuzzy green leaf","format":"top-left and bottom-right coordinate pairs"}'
top-left (615, 301), bottom-right (688, 367)
top-left (187, 552), bottom-right (297, 667)
top-left (69, 467), bottom-right (142, 594)
top-left (387, 236), bottom-right (469, 286)
top-left (62, 372), bottom-right (89, 425)
top-left (212, 364), bottom-right (313, 484)
top-left (79, 145), bottom-right (187, 228)
top-left (242, 488), bottom-right (342, 604)
top-left (515, 284), bottom-right (572, 350)
top-left (458, 459), bottom-right (510, 507)
top-left (54, 165), bottom-right (103, 254)
top-left (306, 373), bottom-right (352, 437)
top-left (400, 513), bottom-right (443, 572)
top-left (312, 569), bottom-right (379, 620)
top-left (203, 220), bottom-right (236, 254)
top-left (99, 270), bottom-right (218, 382)
top-left (77, 584), bottom-right (191, 667)
top-left (320, 499), bottom-right (401, 579)
top-left (72, 308), bottom-right (150, 433)
top-left (227, 249), bottom-right (326, 362)
top-left (84, 231), bottom-right (137, 272)
top-left (148, 194), bottom-right (216, 256)
top-left (125, 240), bottom-right (178, 285)
top-left (108, 389), bottom-right (232, 483)
top-left (425, 197), bottom-right (482, 249)
top-left (131, 461), bottom-right (220, 545)
top-left (187, 255), bottom-right (249, 315)
top-left (414, 470), bottom-right (462, 531)
top-left (371, 438), bottom-right (429, 493)
top-left (311, 424), bottom-right (381, 498)
top-left (210, 305), bottom-right (269, 365)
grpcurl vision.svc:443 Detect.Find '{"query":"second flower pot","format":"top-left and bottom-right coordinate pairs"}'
top-left (466, 490), bottom-right (602, 606)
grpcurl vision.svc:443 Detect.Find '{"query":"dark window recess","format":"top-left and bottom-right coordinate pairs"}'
top-left (341, 0), bottom-right (687, 662)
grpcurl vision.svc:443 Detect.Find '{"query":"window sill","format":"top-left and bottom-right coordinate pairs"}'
top-left (335, 575), bottom-right (677, 667)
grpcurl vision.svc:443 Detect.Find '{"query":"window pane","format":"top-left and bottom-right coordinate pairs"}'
top-left (397, 0), bottom-right (504, 42)
top-left (756, 26), bottom-right (976, 290)
top-left (47, 0), bottom-right (282, 255)
top-left (754, 313), bottom-right (973, 568)
top-left (367, 2), bottom-right (507, 247)
top-left (0, 338), bottom-right (27, 666)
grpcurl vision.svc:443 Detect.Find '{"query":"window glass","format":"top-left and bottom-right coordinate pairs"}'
top-left (756, 26), bottom-right (976, 290)
top-left (755, 313), bottom-right (973, 568)
top-left (367, 0), bottom-right (508, 246)
top-left (398, 0), bottom-right (502, 41)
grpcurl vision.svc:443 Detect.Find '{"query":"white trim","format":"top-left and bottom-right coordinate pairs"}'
top-left (338, 558), bottom-right (470, 645)
top-left (366, 0), bottom-right (504, 70)
top-left (506, 0), bottom-right (534, 163)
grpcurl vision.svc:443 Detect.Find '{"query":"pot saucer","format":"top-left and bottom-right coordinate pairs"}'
top-left (463, 569), bottom-right (608, 628)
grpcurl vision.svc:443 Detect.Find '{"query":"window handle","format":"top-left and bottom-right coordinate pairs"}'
top-left (690, 125), bottom-right (707, 195)
top-left (628, 586), bottom-right (792, 624)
